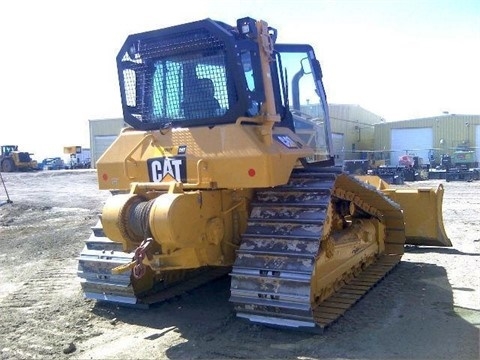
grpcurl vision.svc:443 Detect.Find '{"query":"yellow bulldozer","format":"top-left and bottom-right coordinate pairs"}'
top-left (77, 17), bottom-right (451, 331)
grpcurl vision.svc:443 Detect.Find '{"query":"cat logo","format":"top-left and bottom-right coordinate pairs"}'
top-left (147, 156), bottom-right (187, 183)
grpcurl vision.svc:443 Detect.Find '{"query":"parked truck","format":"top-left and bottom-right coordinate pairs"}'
top-left (63, 146), bottom-right (91, 169)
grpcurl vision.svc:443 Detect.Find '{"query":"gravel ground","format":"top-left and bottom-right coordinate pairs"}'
top-left (0, 169), bottom-right (479, 360)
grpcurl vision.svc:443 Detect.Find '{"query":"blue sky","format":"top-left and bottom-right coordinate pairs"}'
top-left (1, 0), bottom-right (479, 161)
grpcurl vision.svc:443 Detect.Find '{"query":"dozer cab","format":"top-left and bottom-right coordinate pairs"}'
top-left (0, 145), bottom-right (38, 172)
top-left (77, 17), bottom-right (451, 331)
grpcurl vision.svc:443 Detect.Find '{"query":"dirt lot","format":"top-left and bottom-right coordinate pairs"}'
top-left (0, 169), bottom-right (479, 360)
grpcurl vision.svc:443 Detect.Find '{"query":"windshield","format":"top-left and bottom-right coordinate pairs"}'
top-left (275, 44), bottom-right (333, 163)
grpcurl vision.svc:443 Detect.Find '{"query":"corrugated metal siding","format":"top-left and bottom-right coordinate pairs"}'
top-left (89, 118), bottom-right (126, 136)
top-left (89, 118), bottom-right (126, 167)
top-left (299, 104), bottom-right (384, 159)
top-left (476, 125), bottom-right (480, 164)
top-left (374, 115), bottom-right (480, 156)
top-left (328, 104), bottom-right (383, 158)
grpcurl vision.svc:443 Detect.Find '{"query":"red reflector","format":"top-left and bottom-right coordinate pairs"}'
top-left (102, 173), bottom-right (108, 181)
top-left (248, 168), bottom-right (256, 177)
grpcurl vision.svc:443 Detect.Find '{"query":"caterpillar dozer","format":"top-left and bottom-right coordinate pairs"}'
top-left (77, 17), bottom-right (451, 331)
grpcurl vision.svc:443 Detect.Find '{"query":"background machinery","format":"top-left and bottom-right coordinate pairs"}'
top-left (64, 146), bottom-right (92, 169)
top-left (0, 145), bottom-right (38, 172)
top-left (428, 146), bottom-right (479, 182)
top-left (77, 17), bottom-right (451, 331)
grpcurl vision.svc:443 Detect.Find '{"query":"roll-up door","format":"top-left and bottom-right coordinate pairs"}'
top-left (391, 128), bottom-right (433, 165)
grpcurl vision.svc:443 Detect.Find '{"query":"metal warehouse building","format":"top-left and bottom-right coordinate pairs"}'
top-left (293, 103), bottom-right (384, 165)
top-left (89, 104), bottom-right (384, 167)
top-left (328, 104), bottom-right (384, 164)
top-left (89, 118), bottom-right (127, 167)
top-left (374, 114), bottom-right (480, 166)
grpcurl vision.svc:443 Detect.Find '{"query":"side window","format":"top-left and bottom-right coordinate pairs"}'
top-left (240, 50), bottom-right (260, 116)
top-left (123, 69), bottom-right (136, 107)
top-left (276, 46), bottom-right (331, 161)
top-left (241, 51), bottom-right (255, 92)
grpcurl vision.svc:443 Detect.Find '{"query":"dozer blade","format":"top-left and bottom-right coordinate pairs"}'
top-left (356, 176), bottom-right (451, 247)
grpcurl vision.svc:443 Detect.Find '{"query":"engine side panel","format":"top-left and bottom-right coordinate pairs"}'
top-left (96, 125), bottom-right (312, 191)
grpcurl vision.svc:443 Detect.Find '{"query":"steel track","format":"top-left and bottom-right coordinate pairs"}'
top-left (229, 169), bottom-right (402, 331)
top-left (78, 169), bottom-right (404, 330)
top-left (77, 221), bottom-right (229, 307)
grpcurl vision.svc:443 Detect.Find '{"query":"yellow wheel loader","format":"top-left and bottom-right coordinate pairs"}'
top-left (77, 17), bottom-right (451, 331)
top-left (0, 145), bottom-right (38, 172)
